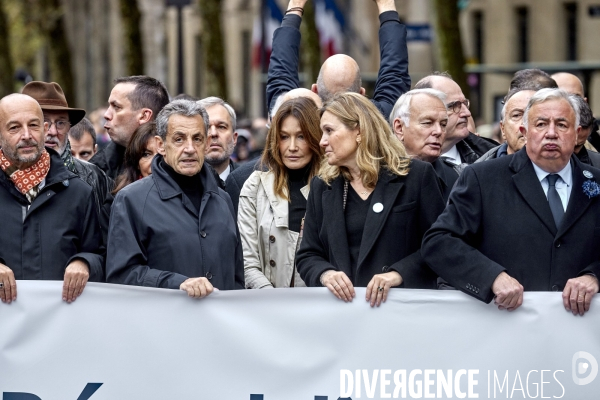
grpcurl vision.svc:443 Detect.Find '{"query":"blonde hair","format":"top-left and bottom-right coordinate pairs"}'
top-left (319, 92), bottom-right (410, 188)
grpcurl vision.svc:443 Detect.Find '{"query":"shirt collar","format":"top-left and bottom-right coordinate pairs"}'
top-left (531, 160), bottom-right (572, 187)
top-left (219, 162), bottom-right (232, 181)
top-left (440, 145), bottom-right (461, 165)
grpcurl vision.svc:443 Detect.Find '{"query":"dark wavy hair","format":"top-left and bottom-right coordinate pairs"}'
top-left (112, 122), bottom-right (157, 195)
top-left (260, 97), bottom-right (323, 201)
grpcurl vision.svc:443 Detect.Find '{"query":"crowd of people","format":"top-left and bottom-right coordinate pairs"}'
top-left (0, 0), bottom-right (599, 317)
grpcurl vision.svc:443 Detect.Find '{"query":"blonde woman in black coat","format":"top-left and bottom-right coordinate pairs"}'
top-left (296, 93), bottom-right (445, 307)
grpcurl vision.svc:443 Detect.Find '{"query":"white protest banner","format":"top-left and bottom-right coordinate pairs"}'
top-left (0, 281), bottom-right (599, 399)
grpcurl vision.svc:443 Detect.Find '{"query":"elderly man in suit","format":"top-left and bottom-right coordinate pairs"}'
top-left (423, 88), bottom-right (600, 316)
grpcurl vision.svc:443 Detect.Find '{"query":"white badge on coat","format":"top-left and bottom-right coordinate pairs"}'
top-left (373, 203), bottom-right (384, 213)
top-left (584, 170), bottom-right (593, 179)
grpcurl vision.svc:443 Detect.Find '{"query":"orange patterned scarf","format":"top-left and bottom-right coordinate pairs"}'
top-left (0, 148), bottom-right (50, 202)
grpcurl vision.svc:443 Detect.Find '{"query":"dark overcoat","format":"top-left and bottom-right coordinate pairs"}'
top-left (0, 150), bottom-right (104, 280)
top-left (106, 155), bottom-right (244, 290)
top-left (296, 160), bottom-right (445, 289)
top-left (422, 148), bottom-right (600, 303)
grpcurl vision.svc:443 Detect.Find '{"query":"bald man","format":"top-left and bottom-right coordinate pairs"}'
top-left (267, 0), bottom-right (409, 118)
top-left (551, 72), bottom-right (585, 100)
top-left (0, 94), bottom-right (104, 305)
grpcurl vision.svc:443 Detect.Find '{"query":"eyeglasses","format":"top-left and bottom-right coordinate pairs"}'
top-left (446, 99), bottom-right (470, 114)
top-left (45, 120), bottom-right (71, 131)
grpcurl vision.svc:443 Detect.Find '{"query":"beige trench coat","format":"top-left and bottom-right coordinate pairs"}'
top-left (238, 170), bottom-right (308, 288)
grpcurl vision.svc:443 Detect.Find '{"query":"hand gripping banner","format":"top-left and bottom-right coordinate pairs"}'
top-left (0, 281), bottom-right (599, 399)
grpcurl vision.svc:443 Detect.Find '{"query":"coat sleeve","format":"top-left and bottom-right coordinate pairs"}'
top-left (266, 15), bottom-right (302, 113)
top-left (295, 178), bottom-right (335, 287)
top-left (371, 11), bottom-right (411, 119)
top-left (106, 190), bottom-right (189, 289)
top-left (67, 189), bottom-right (105, 282)
top-left (422, 166), bottom-right (506, 302)
top-left (238, 173), bottom-right (273, 289)
top-left (388, 163), bottom-right (444, 289)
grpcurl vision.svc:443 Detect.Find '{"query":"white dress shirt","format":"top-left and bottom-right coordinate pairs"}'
top-left (440, 145), bottom-right (461, 166)
top-left (531, 161), bottom-right (572, 211)
top-left (219, 163), bottom-right (232, 182)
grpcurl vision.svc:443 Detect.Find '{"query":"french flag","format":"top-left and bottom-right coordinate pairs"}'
top-left (315, 0), bottom-right (345, 58)
top-left (252, 0), bottom-right (284, 70)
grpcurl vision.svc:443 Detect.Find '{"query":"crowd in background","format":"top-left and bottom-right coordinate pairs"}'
top-left (0, 0), bottom-right (599, 317)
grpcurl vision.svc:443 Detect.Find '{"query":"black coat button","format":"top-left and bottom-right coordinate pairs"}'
top-left (200, 231), bottom-right (207, 238)
top-left (206, 272), bottom-right (213, 280)
top-left (555, 241), bottom-right (561, 248)
top-left (382, 265), bottom-right (389, 272)
top-left (269, 235), bottom-right (276, 243)
top-left (269, 260), bottom-right (276, 267)
top-left (551, 284), bottom-right (559, 291)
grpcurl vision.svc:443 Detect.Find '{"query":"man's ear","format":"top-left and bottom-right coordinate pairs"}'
top-left (359, 87), bottom-right (366, 96)
top-left (139, 109), bottom-right (153, 124)
top-left (93, 144), bottom-right (98, 154)
top-left (233, 131), bottom-right (238, 146)
top-left (393, 118), bottom-right (404, 142)
top-left (155, 135), bottom-right (165, 155)
top-left (311, 84), bottom-right (318, 94)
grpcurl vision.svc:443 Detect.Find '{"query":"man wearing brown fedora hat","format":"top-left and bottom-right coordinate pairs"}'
top-left (22, 81), bottom-right (112, 242)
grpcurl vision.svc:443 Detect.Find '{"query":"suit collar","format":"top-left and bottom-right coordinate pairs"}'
top-left (510, 148), bottom-right (595, 237)
top-left (152, 155), bottom-right (220, 216)
top-left (558, 156), bottom-right (595, 237)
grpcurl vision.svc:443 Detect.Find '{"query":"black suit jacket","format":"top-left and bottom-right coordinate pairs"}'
top-left (266, 11), bottom-right (410, 118)
top-left (422, 148), bottom-right (600, 303)
top-left (296, 160), bottom-right (445, 289)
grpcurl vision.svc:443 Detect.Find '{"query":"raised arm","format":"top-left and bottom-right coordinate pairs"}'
top-left (265, 0), bottom-right (307, 113)
top-left (371, 0), bottom-right (411, 118)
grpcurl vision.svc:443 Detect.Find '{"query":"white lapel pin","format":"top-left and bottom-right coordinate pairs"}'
top-left (373, 203), bottom-right (384, 213)
top-left (583, 170), bottom-right (593, 179)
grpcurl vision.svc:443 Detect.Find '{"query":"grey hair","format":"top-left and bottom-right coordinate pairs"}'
top-left (156, 99), bottom-right (209, 140)
top-left (389, 89), bottom-right (447, 127)
top-left (197, 96), bottom-right (237, 131)
top-left (270, 92), bottom-right (288, 120)
top-left (522, 88), bottom-right (580, 130)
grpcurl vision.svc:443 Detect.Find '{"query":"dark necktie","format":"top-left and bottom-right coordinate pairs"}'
top-left (547, 174), bottom-right (564, 228)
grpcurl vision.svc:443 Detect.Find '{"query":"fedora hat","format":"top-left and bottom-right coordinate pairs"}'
top-left (21, 81), bottom-right (86, 126)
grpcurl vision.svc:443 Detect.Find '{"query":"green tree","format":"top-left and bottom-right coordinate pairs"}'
top-left (300, 1), bottom-right (320, 87)
top-left (38, 0), bottom-right (76, 104)
top-left (198, 0), bottom-right (227, 99)
top-left (119, 0), bottom-right (145, 76)
top-left (432, 0), bottom-right (469, 97)
top-left (0, 0), bottom-right (14, 95)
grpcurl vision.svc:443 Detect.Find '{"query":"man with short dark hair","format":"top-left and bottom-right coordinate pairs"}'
top-left (0, 94), bottom-right (104, 304)
top-left (90, 75), bottom-right (170, 181)
top-left (571, 95), bottom-right (600, 167)
top-left (423, 88), bottom-right (600, 316)
top-left (106, 100), bottom-right (244, 297)
top-left (510, 69), bottom-right (558, 91)
top-left (69, 118), bottom-right (97, 161)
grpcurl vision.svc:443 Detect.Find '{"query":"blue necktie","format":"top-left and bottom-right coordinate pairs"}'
top-left (547, 174), bottom-right (564, 228)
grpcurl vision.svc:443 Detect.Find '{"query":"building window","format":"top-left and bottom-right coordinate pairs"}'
top-left (241, 30), bottom-right (251, 118)
top-left (473, 11), bottom-right (484, 64)
top-left (565, 3), bottom-right (577, 61)
top-left (516, 7), bottom-right (529, 63)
